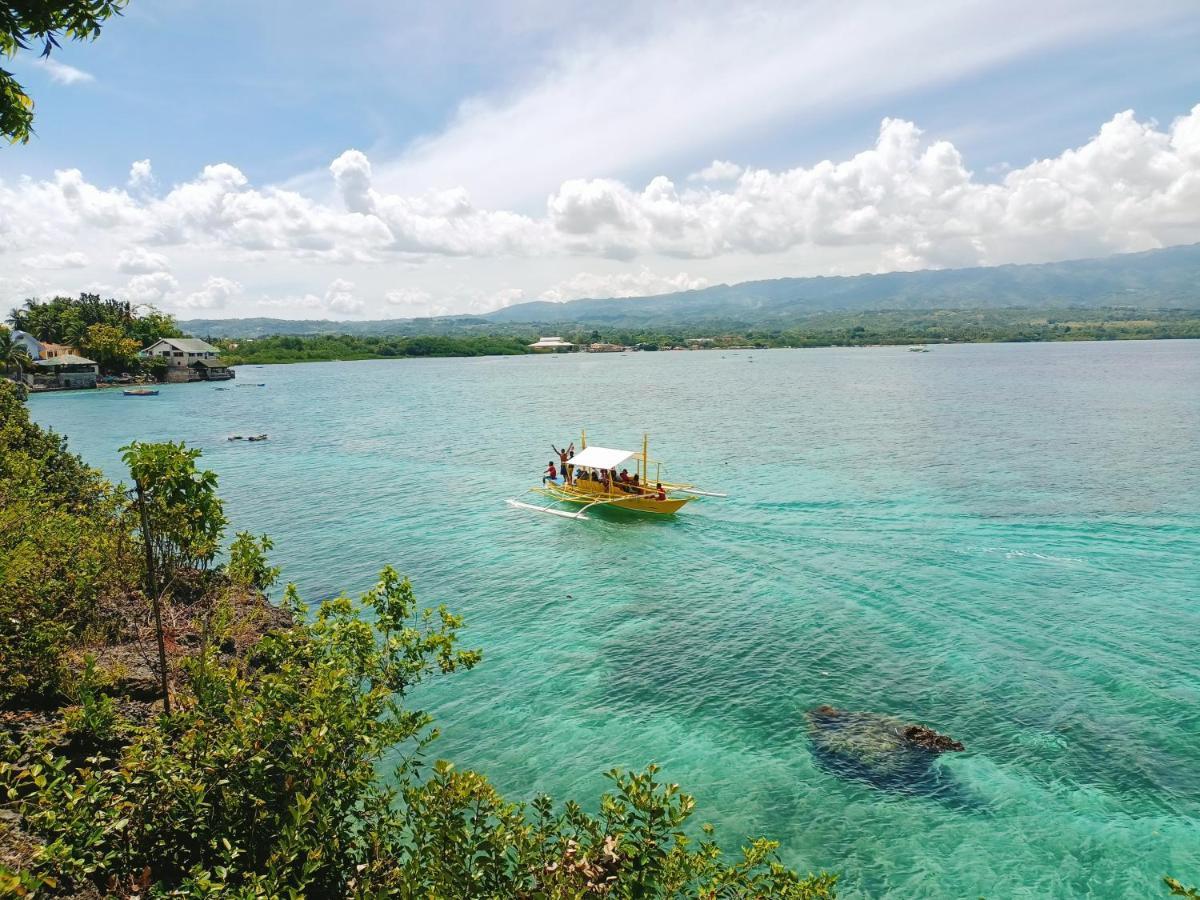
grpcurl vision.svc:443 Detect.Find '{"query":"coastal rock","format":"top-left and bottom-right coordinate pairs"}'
top-left (806, 705), bottom-right (963, 791)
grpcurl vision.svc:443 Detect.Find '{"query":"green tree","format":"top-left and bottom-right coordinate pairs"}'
top-left (226, 530), bottom-right (281, 592)
top-left (0, 380), bottom-right (134, 704)
top-left (121, 441), bottom-right (227, 585)
top-left (1, 1), bottom-right (127, 143)
top-left (0, 566), bottom-right (835, 898)
top-left (0, 325), bottom-right (32, 377)
top-left (80, 321), bottom-right (140, 373)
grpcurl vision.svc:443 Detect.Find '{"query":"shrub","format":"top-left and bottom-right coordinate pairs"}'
top-left (0, 568), bottom-right (836, 897)
top-left (226, 531), bottom-right (280, 592)
top-left (0, 382), bottom-right (133, 706)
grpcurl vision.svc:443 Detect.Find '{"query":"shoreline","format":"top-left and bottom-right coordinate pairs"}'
top-left (218, 332), bottom-right (1200, 367)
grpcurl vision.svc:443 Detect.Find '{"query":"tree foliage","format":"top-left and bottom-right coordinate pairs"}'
top-left (78, 322), bottom-right (141, 373)
top-left (1, 0), bottom-right (127, 143)
top-left (6, 294), bottom-right (183, 372)
top-left (120, 440), bottom-right (227, 590)
top-left (226, 531), bottom-right (280, 592)
top-left (0, 381), bottom-right (133, 705)
top-left (1, 567), bottom-right (835, 898)
top-left (0, 325), bottom-right (33, 377)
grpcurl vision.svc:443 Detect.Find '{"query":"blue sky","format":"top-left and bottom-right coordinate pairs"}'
top-left (3, 0), bottom-right (1199, 318)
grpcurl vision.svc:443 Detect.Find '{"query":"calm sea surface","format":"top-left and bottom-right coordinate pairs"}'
top-left (28, 341), bottom-right (1200, 898)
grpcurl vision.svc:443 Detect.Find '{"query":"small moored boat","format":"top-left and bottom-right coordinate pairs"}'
top-left (507, 432), bottom-right (725, 521)
top-left (122, 388), bottom-right (159, 396)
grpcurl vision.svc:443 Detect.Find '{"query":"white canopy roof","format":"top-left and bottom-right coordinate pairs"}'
top-left (568, 446), bottom-right (635, 470)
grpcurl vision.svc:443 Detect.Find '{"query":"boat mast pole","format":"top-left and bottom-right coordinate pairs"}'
top-left (642, 433), bottom-right (648, 490)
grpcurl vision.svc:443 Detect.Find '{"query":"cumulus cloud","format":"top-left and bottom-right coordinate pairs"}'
top-left (125, 272), bottom-right (179, 304)
top-left (34, 57), bottom-right (94, 86)
top-left (116, 247), bottom-right (170, 274)
top-left (128, 160), bottom-right (156, 193)
top-left (21, 251), bottom-right (88, 269)
top-left (688, 160), bottom-right (742, 183)
top-left (178, 276), bottom-right (241, 310)
top-left (324, 278), bottom-right (364, 314)
top-left (4, 105), bottom-right (1200, 315)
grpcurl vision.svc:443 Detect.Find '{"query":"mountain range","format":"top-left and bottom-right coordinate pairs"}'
top-left (181, 243), bottom-right (1200, 338)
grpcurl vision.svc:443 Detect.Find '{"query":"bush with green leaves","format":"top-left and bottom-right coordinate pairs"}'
top-left (1, 566), bottom-right (836, 897)
top-left (121, 439), bottom-right (227, 589)
top-left (226, 531), bottom-right (281, 592)
top-left (0, 381), bottom-right (133, 705)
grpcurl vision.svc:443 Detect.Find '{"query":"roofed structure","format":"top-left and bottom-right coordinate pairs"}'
top-left (33, 354), bottom-right (97, 367)
top-left (568, 446), bottom-right (635, 471)
top-left (528, 336), bottom-right (574, 351)
top-left (143, 337), bottom-right (220, 354)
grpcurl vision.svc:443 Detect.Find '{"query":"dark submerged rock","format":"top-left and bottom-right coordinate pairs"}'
top-left (806, 705), bottom-right (964, 793)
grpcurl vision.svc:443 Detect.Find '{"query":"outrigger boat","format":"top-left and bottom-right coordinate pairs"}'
top-left (506, 432), bottom-right (725, 521)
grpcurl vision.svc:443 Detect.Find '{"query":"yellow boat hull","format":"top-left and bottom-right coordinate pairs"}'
top-left (535, 479), bottom-right (692, 515)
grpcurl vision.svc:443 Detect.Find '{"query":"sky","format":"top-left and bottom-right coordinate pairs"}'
top-left (2, 0), bottom-right (1199, 320)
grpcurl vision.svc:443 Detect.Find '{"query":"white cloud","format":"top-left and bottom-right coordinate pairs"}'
top-left (364, 0), bottom-right (1189, 209)
top-left (4, 104), bottom-right (1200, 316)
top-left (543, 269), bottom-right (709, 301)
top-left (178, 276), bottom-right (241, 310)
top-left (33, 57), bottom-right (94, 86)
top-left (21, 251), bottom-right (88, 269)
top-left (116, 247), bottom-right (170, 274)
top-left (688, 160), bottom-right (742, 183)
top-left (128, 160), bottom-right (156, 193)
top-left (324, 278), bottom-right (364, 314)
top-left (124, 272), bottom-right (179, 304)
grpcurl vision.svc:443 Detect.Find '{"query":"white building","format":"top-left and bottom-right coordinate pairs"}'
top-left (140, 337), bottom-right (232, 382)
top-left (141, 337), bottom-right (222, 368)
top-left (528, 336), bottom-right (575, 352)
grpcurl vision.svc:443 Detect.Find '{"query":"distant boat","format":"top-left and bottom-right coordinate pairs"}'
top-left (909, 346), bottom-right (931, 353)
top-left (237, 383), bottom-right (267, 387)
top-left (122, 388), bottom-right (159, 396)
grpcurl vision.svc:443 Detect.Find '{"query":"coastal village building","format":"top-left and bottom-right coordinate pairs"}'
top-left (39, 342), bottom-right (76, 359)
top-left (29, 354), bottom-right (99, 390)
top-left (586, 342), bottom-right (628, 352)
top-left (528, 336), bottom-right (575, 352)
top-left (190, 358), bottom-right (235, 381)
top-left (140, 337), bottom-right (233, 382)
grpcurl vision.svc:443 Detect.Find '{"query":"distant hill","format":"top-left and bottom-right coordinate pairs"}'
top-left (181, 244), bottom-right (1200, 337)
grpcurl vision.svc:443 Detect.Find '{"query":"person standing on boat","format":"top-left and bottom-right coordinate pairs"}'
top-left (551, 442), bottom-right (575, 484)
top-left (543, 461), bottom-right (558, 485)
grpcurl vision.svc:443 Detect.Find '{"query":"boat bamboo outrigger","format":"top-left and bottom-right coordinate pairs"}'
top-left (506, 431), bottom-right (726, 521)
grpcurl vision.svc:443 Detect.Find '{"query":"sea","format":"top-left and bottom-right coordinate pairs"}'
top-left (27, 340), bottom-right (1200, 898)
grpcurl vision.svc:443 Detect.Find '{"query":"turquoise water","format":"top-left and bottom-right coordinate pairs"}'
top-left (27, 341), bottom-right (1200, 898)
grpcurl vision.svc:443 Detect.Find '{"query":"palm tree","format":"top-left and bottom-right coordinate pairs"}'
top-left (0, 328), bottom-right (34, 379)
top-left (64, 319), bottom-right (90, 351)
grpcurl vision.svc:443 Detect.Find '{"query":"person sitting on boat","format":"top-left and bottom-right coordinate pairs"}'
top-left (656, 482), bottom-right (666, 501)
top-left (543, 461), bottom-right (558, 485)
top-left (631, 472), bottom-right (640, 491)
